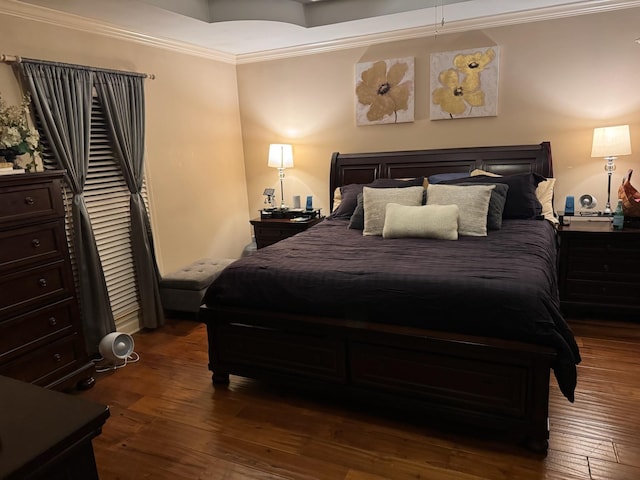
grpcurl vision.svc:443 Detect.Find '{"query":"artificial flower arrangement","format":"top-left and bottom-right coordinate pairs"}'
top-left (0, 93), bottom-right (41, 171)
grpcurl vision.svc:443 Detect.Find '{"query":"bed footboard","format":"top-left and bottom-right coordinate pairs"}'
top-left (200, 305), bottom-right (555, 452)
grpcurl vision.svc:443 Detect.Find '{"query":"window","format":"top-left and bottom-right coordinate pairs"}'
top-left (41, 95), bottom-right (146, 333)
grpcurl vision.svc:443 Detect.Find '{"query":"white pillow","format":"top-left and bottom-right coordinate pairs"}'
top-left (363, 186), bottom-right (424, 236)
top-left (471, 169), bottom-right (558, 224)
top-left (332, 187), bottom-right (342, 212)
top-left (536, 178), bottom-right (558, 224)
top-left (383, 203), bottom-right (459, 240)
top-left (470, 168), bottom-right (501, 177)
top-left (426, 184), bottom-right (495, 236)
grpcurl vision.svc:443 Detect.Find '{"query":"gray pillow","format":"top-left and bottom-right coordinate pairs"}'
top-left (426, 184), bottom-right (495, 236)
top-left (363, 186), bottom-right (424, 236)
top-left (453, 182), bottom-right (509, 230)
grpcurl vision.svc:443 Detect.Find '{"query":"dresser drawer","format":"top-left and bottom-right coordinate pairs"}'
top-left (0, 261), bottom-right (74, 316)
top-left (0, 181), bottom-right (64, 226)
top-left (0, 220), bottom-right (67, 272)
top-left (0, 334), bottom-right (83, 385)
top-left (0, 299), bottom-right (76, 361)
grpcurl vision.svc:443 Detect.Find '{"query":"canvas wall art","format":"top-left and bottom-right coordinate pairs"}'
top-left (430, 46), bottom-right (500, 120)
top-left (355, 57), bottom-right (414, 125)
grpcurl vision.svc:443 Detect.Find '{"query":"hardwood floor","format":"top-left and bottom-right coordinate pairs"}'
top-left (76, 315), bottom-right (640, 480)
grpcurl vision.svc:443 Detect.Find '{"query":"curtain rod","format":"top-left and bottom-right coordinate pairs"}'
top-left (0, 54), bottom-right (155, 79)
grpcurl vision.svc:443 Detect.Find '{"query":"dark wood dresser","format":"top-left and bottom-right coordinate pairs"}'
top-left (0, 171), bottom-right (95, 390)
top-left (0, 375), bottom-right (109, 480)
top-left (557, 221), bottom-right (640, 316)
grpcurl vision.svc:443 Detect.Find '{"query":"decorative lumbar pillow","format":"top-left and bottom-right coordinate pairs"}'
top-left (383, 203), bottom-right (459, 240)
top-left (453, 182), bottom-right (509, 230)
top-left (426, 184), bottom-right (495, 236)
top-left (363, 186), bottom-right (424, 236)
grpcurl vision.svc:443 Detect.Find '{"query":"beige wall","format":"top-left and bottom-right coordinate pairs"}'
top-left (0, 11), bottom-right (250, 274)
top-left (2, 6), bottom-right (639, 279)
top-left (238, 8), bottom-right (640, 217)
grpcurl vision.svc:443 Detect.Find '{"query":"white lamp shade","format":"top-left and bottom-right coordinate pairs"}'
top-left (591, 125), bottom-right (632, 158)
top-left (268, 144), bottom-right (294, 169)
top-left (99, 332), bottom-right (134, 362)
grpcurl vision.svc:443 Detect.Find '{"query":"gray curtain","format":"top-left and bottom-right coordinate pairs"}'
top-left (17, 61), bottom-right (116, 354)
top-left (94, 71), bottom-right (164, 329)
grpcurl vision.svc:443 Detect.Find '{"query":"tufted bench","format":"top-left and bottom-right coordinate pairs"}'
top-left (159, 258), bottom-right (235, 314)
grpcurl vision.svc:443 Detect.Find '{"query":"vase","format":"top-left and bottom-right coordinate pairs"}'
top-left (0, 149), bottom-right (19, 169)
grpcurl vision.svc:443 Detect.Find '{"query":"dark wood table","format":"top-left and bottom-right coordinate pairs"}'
top-left (0, 375), bottom-right (110, 479)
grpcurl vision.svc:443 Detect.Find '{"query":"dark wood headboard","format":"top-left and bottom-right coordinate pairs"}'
top-left (329, 142), bottom-right (552, 211)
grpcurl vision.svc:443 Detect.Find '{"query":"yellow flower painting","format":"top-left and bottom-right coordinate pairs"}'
top-left (430, 47), bottom-right (500, 120)
top-left (356, 57), bottom-right (414, 125)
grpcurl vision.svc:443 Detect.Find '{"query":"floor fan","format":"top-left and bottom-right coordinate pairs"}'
top-left (98, 332), bottom-right (137, 371)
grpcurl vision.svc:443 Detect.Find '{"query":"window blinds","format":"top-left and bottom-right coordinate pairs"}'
top-left (41, 95), bottom-right (146, 333)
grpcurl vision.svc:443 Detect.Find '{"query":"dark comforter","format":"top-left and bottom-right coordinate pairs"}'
top-left (204, 218), bottom-right (581, 401)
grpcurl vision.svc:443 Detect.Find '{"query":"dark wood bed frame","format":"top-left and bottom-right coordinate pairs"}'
top-left (201, 142), bottom-right (557, 452)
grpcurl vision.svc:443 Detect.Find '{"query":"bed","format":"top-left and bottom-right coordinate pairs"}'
top-left (200, 142), bottom-right (581, 452)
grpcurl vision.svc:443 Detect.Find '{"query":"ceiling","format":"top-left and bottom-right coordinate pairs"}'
top-left (12, 0), bottom-right (639, 61)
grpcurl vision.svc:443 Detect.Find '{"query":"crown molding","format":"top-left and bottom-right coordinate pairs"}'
top-left (0, 0), bottom-right (236, 64)
top-left (1, 0), bottom-right (639, 66)
top-left (236, 0), bottom-right (640, 63)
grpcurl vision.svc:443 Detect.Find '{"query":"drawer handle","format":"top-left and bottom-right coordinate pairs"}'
top-left (38, 278), bottom-right (48, 288)
top-left (24, 196), bottom-right (35, 205)
top-left (53, 353), bottom-right (62, 362)
top-left (32, 238), bottom-right (41, 248)
top-left (49, 316), bottom-right (57, 326)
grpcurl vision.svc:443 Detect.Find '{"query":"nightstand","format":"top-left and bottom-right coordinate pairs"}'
top-left (557, 221), bottom-right (640, 316)
top-left (250, 215), bottom-right (323, 249)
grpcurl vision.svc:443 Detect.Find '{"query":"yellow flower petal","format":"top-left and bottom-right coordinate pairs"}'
top-left (462, 72), bottom-right (481, 92)
top-left (367, 95), bottom-right (396, 121)
top-left (464, 89), bottom-right (485, 107)
top-left (432, 87), bottom-right (467, 115)
top-left (360, 61), bottom-right (387, 89)
top-left (356, 83), bottom-right (378, 106)
top-left (387, 62), bottom-right (409, 87)
top-left (388, 82), bottom-right (410, 111)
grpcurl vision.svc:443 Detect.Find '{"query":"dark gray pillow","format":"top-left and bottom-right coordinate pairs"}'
top-left (453, 182), bottom-right (509, 230)
top-left (444, 173), bottom-right (543, 219)
top-left (348, 193), bottom-right (365, 230)
top-left (330, 177), bottom-right (425, 220)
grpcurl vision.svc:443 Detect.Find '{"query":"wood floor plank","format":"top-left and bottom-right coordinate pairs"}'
top-left (589, 457), bottom-right (640, 480)
top-left (74, 316), bottom-right (640, 480)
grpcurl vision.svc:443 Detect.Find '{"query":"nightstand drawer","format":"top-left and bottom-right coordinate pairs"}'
top-left (566, 257), bottom-right (640, 282)
top-left (567, 236), bottom-right (638, 256)
top-left (0, 261), bottom-right (74, 315)
top-left (0, 220), bottom-right (67, 272)
top-left (0, 334), bottom-right (82, 385)
top-left (0, 299), bottom-right (76, 360)
top-left (251, 216), bottom-right (324, 249)
top-left (564, 279), bottom-right (640, 306)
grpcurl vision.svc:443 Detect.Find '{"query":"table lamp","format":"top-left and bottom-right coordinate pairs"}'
top-left (268, 143), bottom-right (294, 209)
top-left (591, 125), bottom-right (632, 215)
